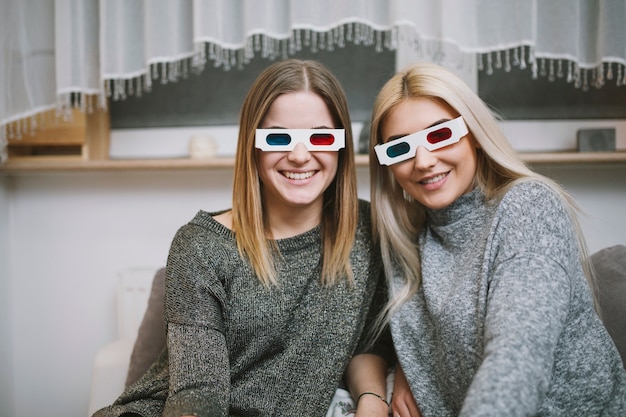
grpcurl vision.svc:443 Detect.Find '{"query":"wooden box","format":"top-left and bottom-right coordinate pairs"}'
top-left (6, 108), bottom-right (110, 161)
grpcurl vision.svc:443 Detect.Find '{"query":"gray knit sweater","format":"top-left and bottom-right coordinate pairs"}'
top-left (391, 181), bottom-right (626, 416)
top-left (94, 199), bottom-right (392, 417)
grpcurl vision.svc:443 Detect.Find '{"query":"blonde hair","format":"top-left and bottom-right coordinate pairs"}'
top-left (232, 59), bottom-right (358, 287)
top-left (369, 62), bottom-right (595, 316)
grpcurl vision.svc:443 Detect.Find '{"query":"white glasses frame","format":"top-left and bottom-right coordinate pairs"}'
top-left (255, 128), bottom-right (345, 151)
top-left (374, 116), bottom-right (468, 166)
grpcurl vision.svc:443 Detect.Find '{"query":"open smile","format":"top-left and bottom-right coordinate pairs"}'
top-left (420, 172), bottom-right (448, 185)
top-left (282, 170), bottom-right (316, 180)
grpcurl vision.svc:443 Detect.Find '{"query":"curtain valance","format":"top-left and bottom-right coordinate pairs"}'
top-left (2, 0), bottom-right (625, 162)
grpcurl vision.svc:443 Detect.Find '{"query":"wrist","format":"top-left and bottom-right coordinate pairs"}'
top-left (356, 391), bottom-right (389, 411)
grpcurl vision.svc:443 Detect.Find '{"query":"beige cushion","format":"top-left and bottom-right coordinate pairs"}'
top-left (125, 267), bottom-right (167, 387)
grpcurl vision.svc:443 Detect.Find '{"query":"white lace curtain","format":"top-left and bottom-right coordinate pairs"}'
top-left (2, 0), bottom-right (626, 162)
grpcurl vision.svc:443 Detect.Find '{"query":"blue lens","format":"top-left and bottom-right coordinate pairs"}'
top-left (386, 142), bottom-right (411, 158)
top-left (266, 133), bottom-right (292, 146)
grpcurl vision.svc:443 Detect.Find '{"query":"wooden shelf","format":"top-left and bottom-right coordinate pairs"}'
top-left (519, 151), bottom-right (626, 164)
top-left (0, 156), bottom-right (236, 172)
top-left (1, 152), bottom-right (626, 173)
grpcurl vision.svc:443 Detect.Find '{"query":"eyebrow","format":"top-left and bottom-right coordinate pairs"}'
top-left (386, 118), bottom-right (451, 142)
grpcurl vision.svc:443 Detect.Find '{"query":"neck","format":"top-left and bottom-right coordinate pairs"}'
top-left (264, 200), bottom-right (323, 239)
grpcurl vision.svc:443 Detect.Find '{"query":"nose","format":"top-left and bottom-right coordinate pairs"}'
top-left (287, 142), bottom-right (311, 164)
top-left (413, 146), bottom-right (437, 170)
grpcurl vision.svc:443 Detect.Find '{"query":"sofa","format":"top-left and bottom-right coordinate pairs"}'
top-left (88, 245), bottom-right (626, 415)
top-left (590, 244), bottom-right (626, 366)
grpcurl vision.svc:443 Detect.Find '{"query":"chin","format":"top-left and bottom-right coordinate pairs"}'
top-left (283, 194), bottom-right (323, 207)
top-left (420, 196), bottom-right (455, 210)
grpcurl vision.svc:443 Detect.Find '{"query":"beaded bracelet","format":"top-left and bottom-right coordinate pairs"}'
top-left (356, 391), bottom-right (389, 406)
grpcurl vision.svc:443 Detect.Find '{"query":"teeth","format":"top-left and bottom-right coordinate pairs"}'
top-left (421, 173), bottom-right (446, 184)
top-left (284, 171), bottom-right (314, 180)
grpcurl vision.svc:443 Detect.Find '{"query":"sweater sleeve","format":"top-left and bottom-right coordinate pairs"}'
top-left (460, 183), bottom-right (577, 416)
top-left (162, 223), bottom-right (230, 417)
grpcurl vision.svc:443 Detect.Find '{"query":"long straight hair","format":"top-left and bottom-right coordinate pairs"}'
top-left (369, 62), bottom-right (596, 317)
top-left (232, 59), bottom-right (358, 287)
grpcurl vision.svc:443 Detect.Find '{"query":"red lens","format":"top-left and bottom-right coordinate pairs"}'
top-left (427, 127), bottom-right (452, 144)
top-left (309, 133), bottom-right (335, 146)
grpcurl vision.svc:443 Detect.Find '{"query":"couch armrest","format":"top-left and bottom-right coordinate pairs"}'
top-left (87, 339), bottom-right (134, 416)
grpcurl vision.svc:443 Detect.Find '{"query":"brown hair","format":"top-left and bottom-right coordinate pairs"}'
top-left (231, 59), bottom-right (358, 286)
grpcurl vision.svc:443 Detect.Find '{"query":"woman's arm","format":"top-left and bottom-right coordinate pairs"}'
top-left (461, 184), bottom-right (575, 416)
top-left (164, 323), bottom-right (229, 416)
top-left (162, 224), bottom-right (230, 417)
top-left (345, 353), bottom-right (390, 417)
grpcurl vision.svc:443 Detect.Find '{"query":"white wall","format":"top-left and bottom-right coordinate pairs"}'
top-left (531, 164), bottom-right (626, 251)
top-left (6, 170), bottom-right (233, 417)
top-left (0, 175), bottom-right (15, 417)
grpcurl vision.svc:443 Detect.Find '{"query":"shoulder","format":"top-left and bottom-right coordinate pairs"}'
top-left (491, 180), bottom-right (577, 255)
top-left (189, 209), bottom-right (231, 228)
top-left (180, 209), bottom-right (233, 234)
top-left (499, 180), bottom-right (563, 210)
top-left (167, 212), bottom-right (237, 308)
top-left (171, 210), bottom-right (235, 254)
top-left (495, 180), bottom-right (569, 227)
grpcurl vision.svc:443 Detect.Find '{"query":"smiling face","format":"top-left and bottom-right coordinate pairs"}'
top-left (256, 90), bottom-right (339, 214)
top-left (381, 97), bottom-right (478, 210)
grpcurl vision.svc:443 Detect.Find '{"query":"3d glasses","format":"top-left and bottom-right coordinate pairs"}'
top-left (374, 116), bottom-right (468, 166)
top-left (255, 128), bottom-right (345, 152)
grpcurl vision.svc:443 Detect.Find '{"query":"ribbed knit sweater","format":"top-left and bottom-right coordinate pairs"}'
top-left (391, 181), bottom-right (626, 416)
top-left (94, 199), bottom-right (392, 417)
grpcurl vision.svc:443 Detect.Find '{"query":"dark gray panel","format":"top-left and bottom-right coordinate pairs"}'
top-left (110, 44), bottom-right (396, 128)
top-left (479, 61), bottom-right (626, 120)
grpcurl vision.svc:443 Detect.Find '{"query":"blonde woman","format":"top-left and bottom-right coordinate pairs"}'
top-left (369, 62), bottom-right (626, 416)
top-left (93, 59), bottom-right (393, 417)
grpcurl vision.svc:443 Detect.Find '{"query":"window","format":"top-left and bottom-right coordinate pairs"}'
top-left (479, 59), bottom-right (626, 120)
top-left (110, 44), bottom-right (397, 128)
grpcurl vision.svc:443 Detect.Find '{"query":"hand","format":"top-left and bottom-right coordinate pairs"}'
top-left (390, 365), bottom-right (422, 417)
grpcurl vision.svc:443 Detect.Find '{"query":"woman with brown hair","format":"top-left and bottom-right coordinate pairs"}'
top-left (93, 59), bottom-right (393, 417)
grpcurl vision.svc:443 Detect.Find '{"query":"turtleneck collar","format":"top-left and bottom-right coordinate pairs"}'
top-left (425, 187), bottom-right (486, 229)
